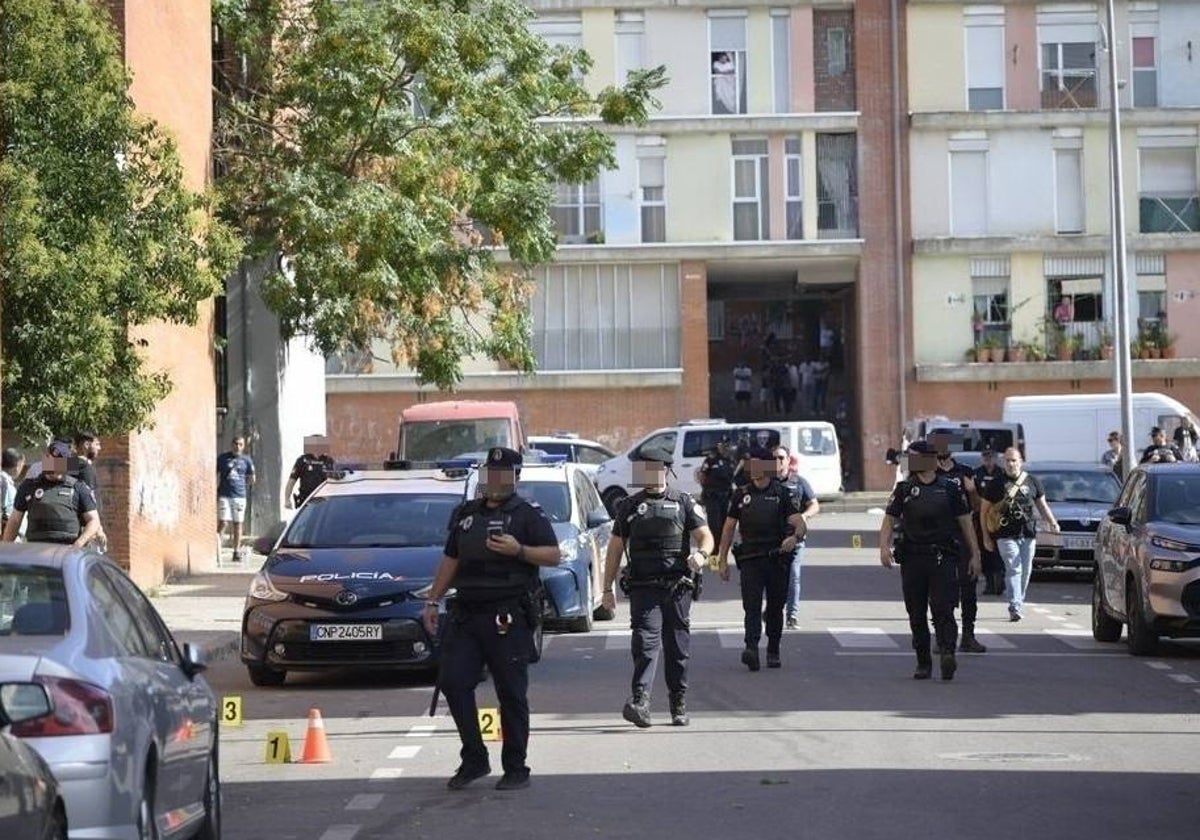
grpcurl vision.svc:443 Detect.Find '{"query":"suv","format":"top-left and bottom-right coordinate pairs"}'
top-left (1092, 463), bottom-right (1200, 654)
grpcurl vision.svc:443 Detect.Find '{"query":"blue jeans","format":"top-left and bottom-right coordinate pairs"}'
top-left (997, 537), bottom-right (1036, 614)
top-left (785, 544), bottom-right (805, 619)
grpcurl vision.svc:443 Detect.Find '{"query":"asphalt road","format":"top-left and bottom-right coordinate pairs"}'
top-left (204, 520), bottom-right (1199, 840)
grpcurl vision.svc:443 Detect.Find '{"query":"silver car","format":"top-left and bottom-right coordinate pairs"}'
top-left (0, 680), bottom-right (67, 839)
top-left (0, 545), bottom-right (220, 839)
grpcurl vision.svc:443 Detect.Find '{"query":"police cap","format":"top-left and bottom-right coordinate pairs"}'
top-left (907, 440), bottom-right (936, 456)
top-left (485, 447), bottom-right (522, 469)
top-left (632, 445), bottom-right (673, 467)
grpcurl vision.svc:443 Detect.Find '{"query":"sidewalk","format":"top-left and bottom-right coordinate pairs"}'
top-left (150, 564), bottom-right (255, 663)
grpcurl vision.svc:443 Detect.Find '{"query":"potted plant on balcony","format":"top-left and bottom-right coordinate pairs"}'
top-left (1068, 331), bottom-right (1086, 360)
top-left (964, 345), bottom-right (979, 363)
top-left (1008, 341), bottom-right (1028, 363)
top-left (980, 334), bottom-right (1003, 362)
top-left (1160, 330), bottom-right (1177, 359)
top-left (1099, 325), bottom-right (1115, 360)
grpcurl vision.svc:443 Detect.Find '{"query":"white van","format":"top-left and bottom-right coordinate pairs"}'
top-left (594, 419), bottom-right (844, 512)
top-left (1002, 392), bottom-right (1198, 463)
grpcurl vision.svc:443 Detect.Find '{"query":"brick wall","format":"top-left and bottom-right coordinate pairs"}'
top-left (814, 9), bottom-right (857, 112)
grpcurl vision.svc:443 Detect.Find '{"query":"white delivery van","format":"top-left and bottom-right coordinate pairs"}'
top-left (594, 419), bottom-right (844, 513)
top-left (1002, 392), bottom-right (1198, 463)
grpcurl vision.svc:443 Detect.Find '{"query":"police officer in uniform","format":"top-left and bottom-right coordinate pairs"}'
top-left (284, 435), bottom-right (336, 509)
top-left (695, 438), bottom-right (735, 542)
top-left (602, 447), bottom-right (712, 728)
top-left (2, 441), bottom-right (101, 547)
top-left (973, 449), bottom-right (1006, 596)
top-left (934, 444), bottom-right (986, 654)
top-left (879, 441), bottom-right (980, 681)
top-left (422, 448), bottom-right (561, 791)
top-left (716, 445), bottom-right (808, 671)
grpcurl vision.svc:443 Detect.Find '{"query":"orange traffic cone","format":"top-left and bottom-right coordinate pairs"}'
top-left (300, 707), bottom-right (333, 764)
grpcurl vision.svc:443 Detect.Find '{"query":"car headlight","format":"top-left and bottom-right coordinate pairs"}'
top-left (1150, 535), bottom-right (1193, 552)
top-left (248, 572), bottom-right (289, 602)
top-left (1149, 557), bottom-right (1197, 573)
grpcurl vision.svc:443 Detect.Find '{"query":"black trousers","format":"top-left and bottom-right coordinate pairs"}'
top-left (952, 538), bottom-right (978, 635)
top-left (738, 555), bottom-right (789, 652)
top-left (629, 585), bottom-right (692, 698)
top-left (703, 494), bottom-right (729, 546)
top-left (439, 607), bottom-right (534, 775)
top-left (899, 552), bottom-right (959, 657)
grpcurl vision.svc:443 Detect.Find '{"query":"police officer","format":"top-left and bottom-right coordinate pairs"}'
top-left (695, 438), bottom-right (735, 541)
top-left (879, 441), bottom-right (980, 681)
top-left (422, 448), bottom-right (561, 791)
top-left (2, 440), bottom-right (101, 547)
top-left (716, 444), bottom-right (807, 671)
top-left (284, 435), bottom-right (336, 509)
top-left (973, 449), bottom-right (1006, 596)
top-left (934, 445), bottom-right (986, 654)
top-left (602, 447), bottom-right (712, 728)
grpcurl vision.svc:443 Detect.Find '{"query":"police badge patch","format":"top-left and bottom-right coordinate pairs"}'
top-left (460, 515), bottom-right (474, 531)
top-left (742, 494), bottom-right (752, 506)
top-left (636, 502), bottom-right (648, 515)
top-left (34, 488), bottom-right (44, 500)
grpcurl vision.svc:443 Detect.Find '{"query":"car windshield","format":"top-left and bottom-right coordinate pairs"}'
top-left (281, 493), bottom-right (463, 548)
top-left (402, 419), bottom-right (511, 462)
top-left (1152, 475), bottom-right (1200, 525)
top-left (1033, 470), bottom-right (1122, 504)
top-left (797, 427), bottom-right (838, 456)
top-left (516, 481), bottom-right (572, 524)
top-left (0, 565), bottom-right (69, 636)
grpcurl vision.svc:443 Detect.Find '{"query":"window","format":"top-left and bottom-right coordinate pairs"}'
top-left (633, 431), bottom-right (677, 461)
top-left (531, 263), bottom-right (682, 371)
top-left (1139, 146), bottom-right (1199, 233)
top-left (1046, 255), bottom-right (1106, 352)
top-left (615, 11), bottom-right (644, 84)
top-left (552, 179), bottom-right (603, 244)
top-left (284, 493), bottom-right (464, 547)
top-left (87, 568), bottom-right (151, 658)
top-left (1055, 148), bottom-right (1085, 234)
top-left (772, 10), bottom-right (791, 113)
top-left (0, 567), bottom-right (68, 637)
top-left (1041, 42), bottom-right (1097, 108)
top-left (950, 150), bottom-right (988, 236)
top-left (708, 299), bottom-right (725, 341)
top-left (1132, 36), bottom-right (1158, 107)
top-left (638, 154), bottom-right (666, 243)
top-left (1137, 253), bottom-right (1167, 327)
top-left (732, 138), bottom-right (769, 241)
top-left (826, 28), bottom-right (847, 76)
top-left (785, 137), bottom-right (803, 240)
top-left (710, 14), bottom-right (747, 115)
top-left (816, 133), bottom-right (858, 238)
top-left (104, 568), bottom-right (179, 664)
top-left (965, 17), bottom-right (1005, 110)
top-left (529, 13), bottom-right (582, 51)
top-left (971, 257), bottom-right (1010, 347)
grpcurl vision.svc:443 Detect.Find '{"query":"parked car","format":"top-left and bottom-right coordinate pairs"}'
top-left (527, 434), bottom-right (616, 479)
top-left (0, 544), bottom-right (219, 839)
top-left (466, 461), bottom-right (614, 631)
top-left (1092, 464), bottom-right (1200, 654)
top-left (1026, 462), bottom-right (1123, 569)
top-left (0, 680), bottom-right (67, 840)
top-left (241, 468), bottom-right (470, 686)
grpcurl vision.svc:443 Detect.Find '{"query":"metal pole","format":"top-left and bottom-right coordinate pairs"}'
top-left (1106, 0), bottom-right (1136, 476)
top-left (890, 0), bottom-right (907, 428)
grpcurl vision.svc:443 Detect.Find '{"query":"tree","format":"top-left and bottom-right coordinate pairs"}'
top-left (213, 0), bottom-right (665, 388)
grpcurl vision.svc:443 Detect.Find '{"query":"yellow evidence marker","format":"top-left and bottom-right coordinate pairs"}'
top-left (851, 534), bottom-right (862, 549)
top-left (477, 708), bottom-right (502, 742)
top-left (265, 730), bottom-right (292, 764)
top-left (220, 695), bottom-right (243, 727)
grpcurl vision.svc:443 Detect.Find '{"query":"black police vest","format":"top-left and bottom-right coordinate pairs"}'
top-left (737, 479), bottom-right (790, 557)
top-left (896, 476), bottom-right (960, 546)
top-left (296, 456), bottom-right (329, 502)
top-left (452, 496), bottom-right (539, 601)
top-left (624, 490), bottom-right (689, 579)
top-left (700, 457), bottom-right (734, 500)
top-left (26, 477), bottom-right (82, 544)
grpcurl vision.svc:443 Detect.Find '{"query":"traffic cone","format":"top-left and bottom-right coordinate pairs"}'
top-left (300, 707), bottom-right (333, 764)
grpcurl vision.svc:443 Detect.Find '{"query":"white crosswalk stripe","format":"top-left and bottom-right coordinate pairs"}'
top-left (605, 629), bottom-right (632, 650)
top-left (718, 629), bottom-right (744, 649)
top-left (972, 629), bottom-right (1017, 650)
top-left (829, 628), bottom-right (900, 649)
top-left (1046, 629), bottom-right (1111, 650)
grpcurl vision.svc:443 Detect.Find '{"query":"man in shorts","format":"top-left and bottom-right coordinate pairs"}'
top-left (217, 435), bottom-right (255, 561)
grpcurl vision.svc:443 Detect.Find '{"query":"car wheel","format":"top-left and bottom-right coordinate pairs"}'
top-left (567, 573), bottom-right (594, 633)
top-left (601, 487), bottom-right (627, 516)
top-left (1125, 580), bottom-right (1159, 656)
top-left (196, 733), bottom-right (221, 840)
top-left (137, 762), bottom-right (158, 840)
top-left (247, 664), bottom-right (287, 687)
top-left (1091, 572), bottom-right (1122, 643)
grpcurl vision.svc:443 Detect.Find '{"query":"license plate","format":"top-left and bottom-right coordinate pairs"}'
top-left (309, 623), bottom-right (383, 642)
top-left (1063, 535), bottom-right (1094, 550)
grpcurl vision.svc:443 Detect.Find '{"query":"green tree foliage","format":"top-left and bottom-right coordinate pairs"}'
top-left (0, 0), bottom-right (241, 441)
top-left (213, 0), bottom-right (665, 387)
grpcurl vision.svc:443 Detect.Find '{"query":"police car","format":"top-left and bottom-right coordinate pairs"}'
top-left (240, 467), bottom-right (467, 686)
top-left (465, 461), bottom-right (614, 631)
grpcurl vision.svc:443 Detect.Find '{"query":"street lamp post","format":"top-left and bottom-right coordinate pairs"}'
top-left (1105, 0), bottom-right (1136, 477)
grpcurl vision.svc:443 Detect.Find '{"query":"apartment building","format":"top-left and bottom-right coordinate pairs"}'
top-left (907, 0), bottom-right (1200, 421)
top-left (326, 1), bottom-right (906, 490)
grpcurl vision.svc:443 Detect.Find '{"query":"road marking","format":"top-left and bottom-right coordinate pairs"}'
top-left (319, 827), bottom-right (360, 840)
top-left (972, 629), bottom-right (1016, 650)
top-left (718, 629), bottom-right (745, 649)
top-left (829, 628), bottom-right (900, 649)
top-left (1168, 674), bottom-right (1198, 684)
top-left (1033, 607), bottom-right (1051, 614)
top-left (1046, 615), bottom-right (1067, 622)
top-left (1061, 623), bottom-right (1084, 630)
top-left (1046, 629), bottom-right (1110, 650)
top-left (1145, 662), bottom-right (1173, 671)
top-left (605, 629), bottom-right (632, 650)
top-left (388, 745), bottom-right (421, 760)
top-left (836, 651), bottom-right (1126, 658)
top-left (345, 794), bottom-right (384, 811)
top-left (406, 725), bottom-right (437, 737)
top-left (369, 768), bottom-right (404, 781)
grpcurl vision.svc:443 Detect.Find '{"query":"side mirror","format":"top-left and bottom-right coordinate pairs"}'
top-left (1107, 506), bottom-right (1132, 527)
top-left (0, 682), bottom-right (53, 727)
top-left (586, 509), bottom-right (612, 529)
top-left (181, 642), bottom-right (208, 679)
top-left (253, 521), bottom-right (287, 555)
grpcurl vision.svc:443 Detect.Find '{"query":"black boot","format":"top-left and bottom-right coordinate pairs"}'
top-left (940, 650), bottom-right (958, 681)
top-left (914, 650), bottom-right (933, 680)
top-left (741, 646), bottom-right (760, 672)
top-left (959, 631), bottom-right (987, 654)
top-left (669, 692), bottom-right (689, 727)
top-left (622, 689), bottom-right (651, 728)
